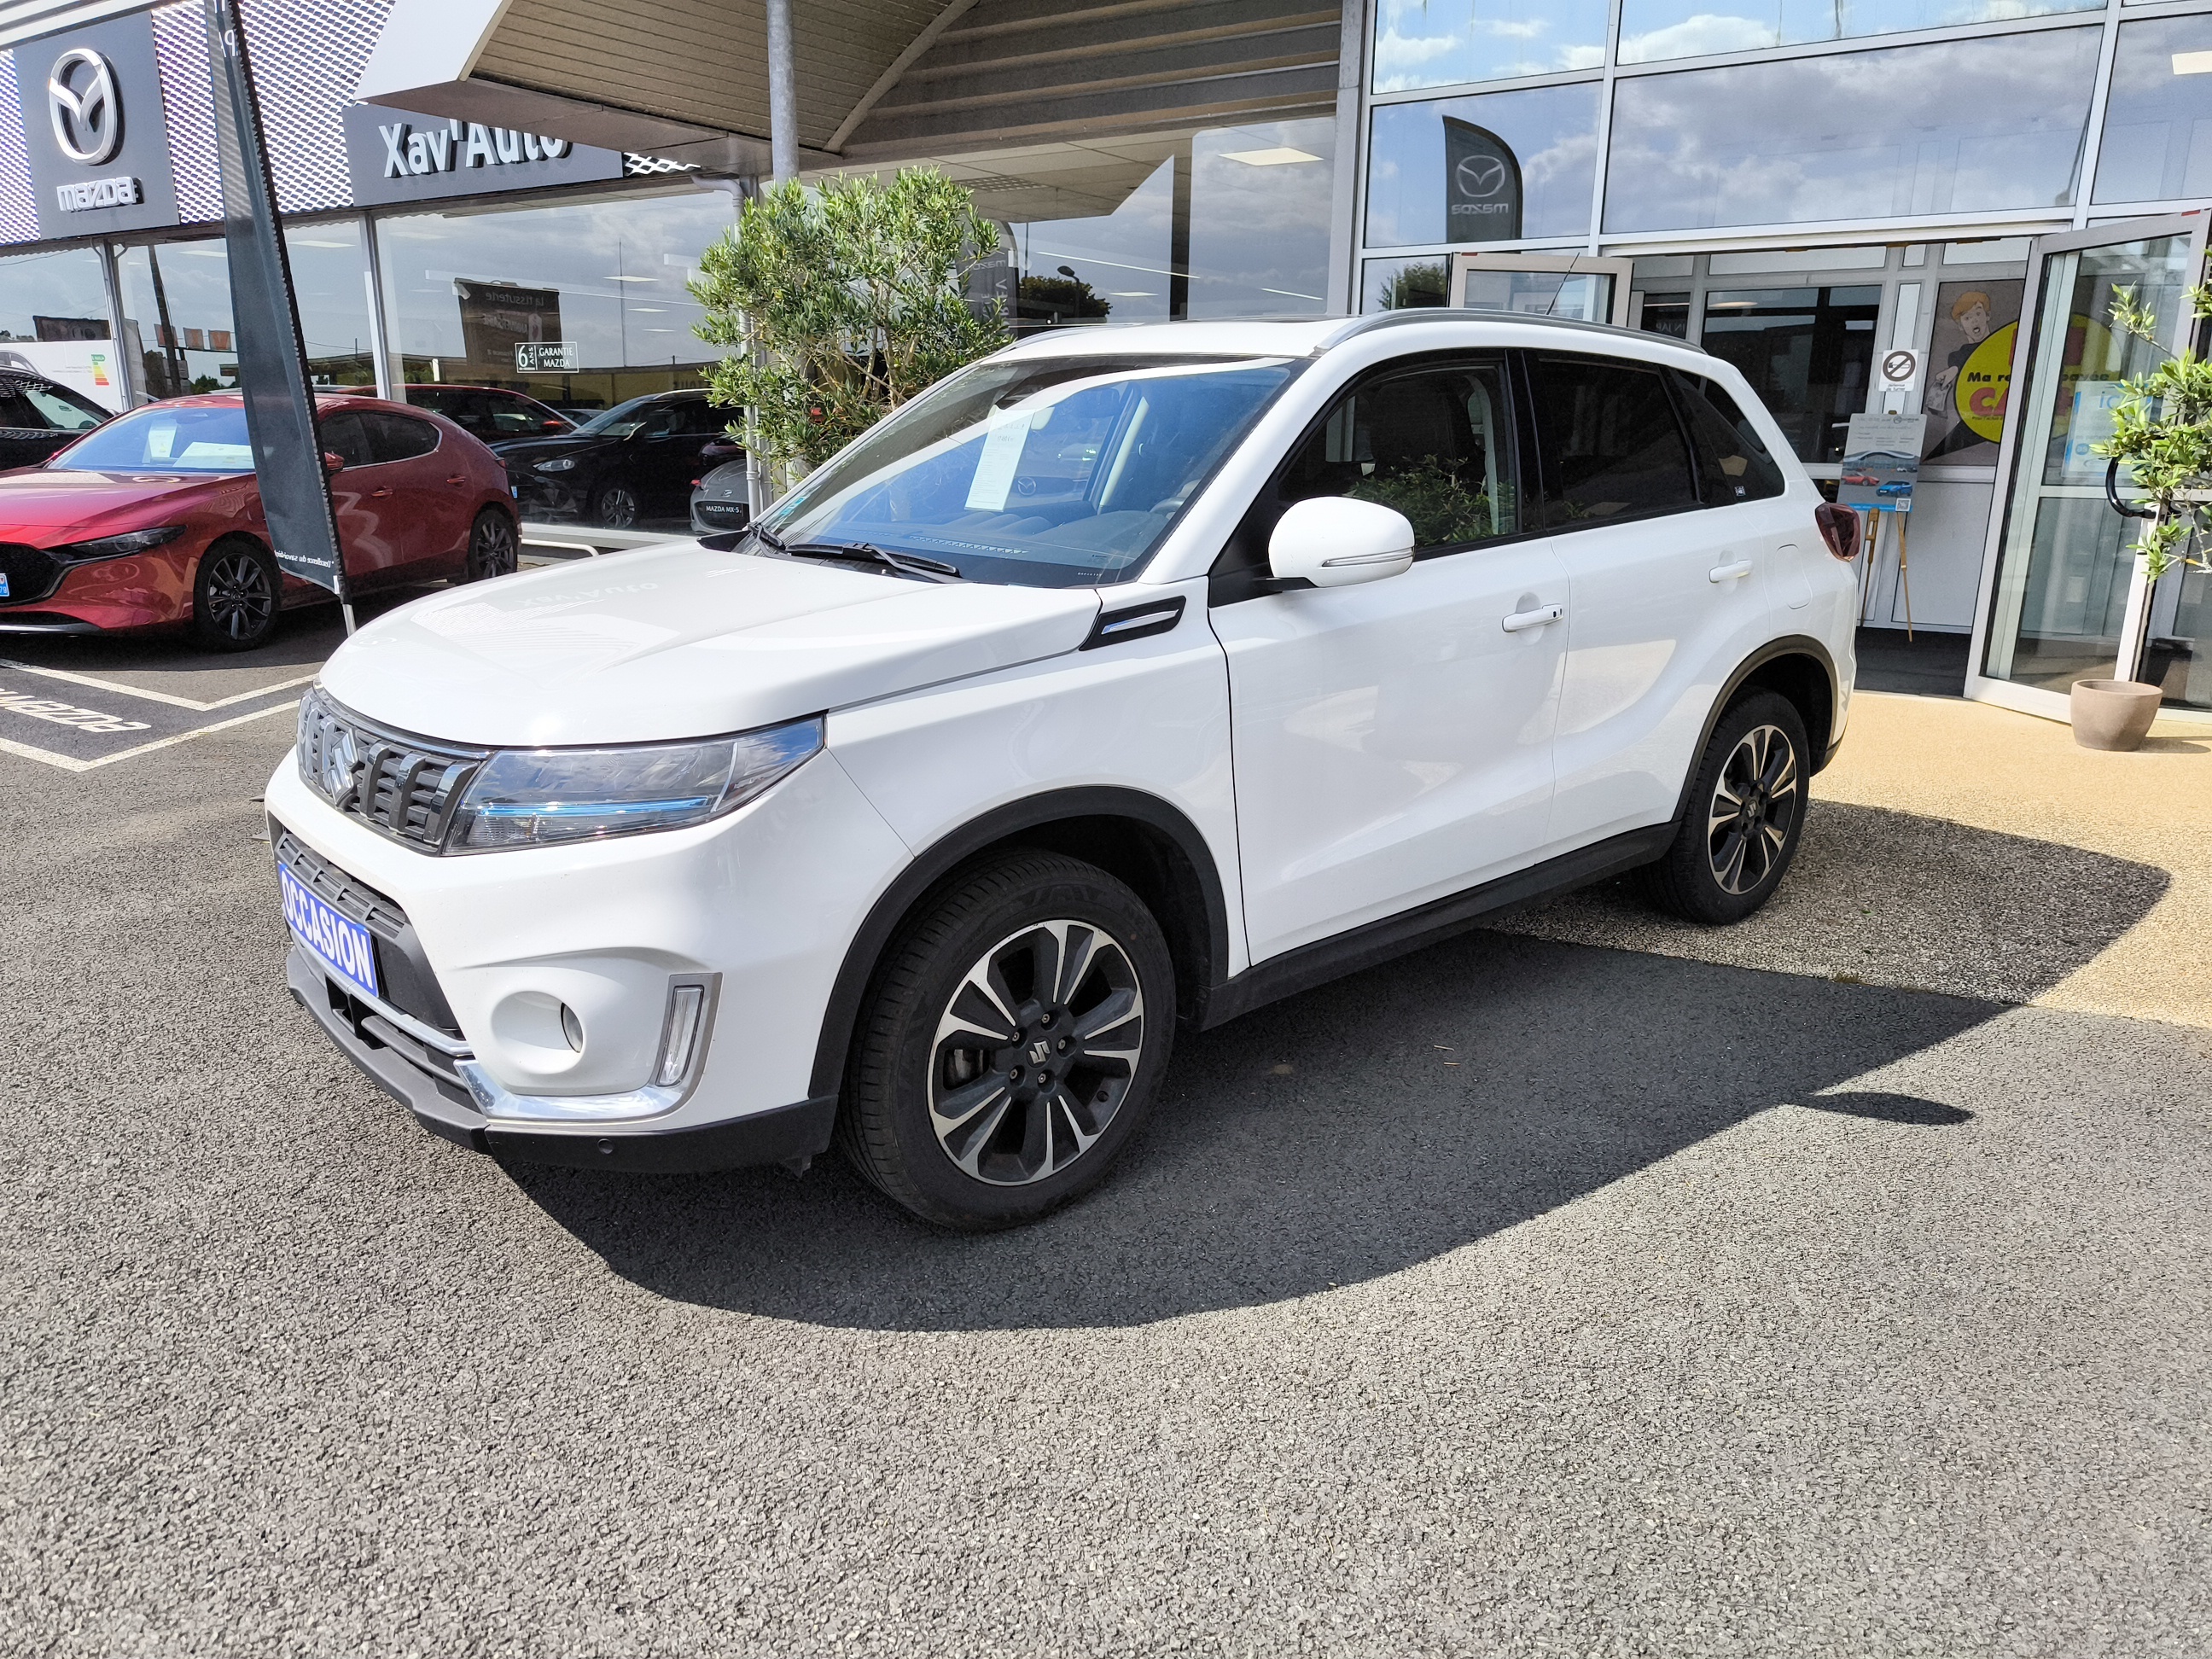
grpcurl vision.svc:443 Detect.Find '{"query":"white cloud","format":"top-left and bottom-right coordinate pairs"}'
top-left (1616, 13), bottom-right (1777, 64)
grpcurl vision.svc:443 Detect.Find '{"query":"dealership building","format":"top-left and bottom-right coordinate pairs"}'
top-left (1, 0), bottom-right (2210, 721)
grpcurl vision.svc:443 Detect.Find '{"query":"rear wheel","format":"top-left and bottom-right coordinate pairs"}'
top-left (462, 508), bottom-right (519, 582)
top-left (191, 538), bottom-right (281, 652)
top-left (1639, 689), bottom-right (1810, 924)
top-left (590, 482), bottom-right (639, 528)
top-left (838, 851), bottom-right (1175, 1230)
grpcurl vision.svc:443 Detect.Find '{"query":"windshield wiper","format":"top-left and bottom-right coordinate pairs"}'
top-left (742, 521), bottom-right (960, 581)
top-left (786, 539), bottom-right (962, 582)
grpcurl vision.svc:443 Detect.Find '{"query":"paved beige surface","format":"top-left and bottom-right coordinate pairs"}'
top-left (1504, 690), bottom-right (2212, 1029)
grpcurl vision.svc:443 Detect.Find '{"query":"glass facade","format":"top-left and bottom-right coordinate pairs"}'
top-left (1616, 0), bottom-right (2098, 66)
top-left (377, 186), bottom-right (730, 413)
top-left (1366, 83), bottom-right (1599, 247)
top-left (2095, 14), bottom-right (2212, 206)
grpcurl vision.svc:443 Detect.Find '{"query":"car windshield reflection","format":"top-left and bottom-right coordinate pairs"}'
top-left (755, 355), bottom-right (1300, 588)
top-left (49, 405), bottom-right (256, 474)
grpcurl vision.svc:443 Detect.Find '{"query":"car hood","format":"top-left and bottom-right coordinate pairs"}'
top-left (0, 468), bottom-right (234, 534)
top-left (492, 433), bottom-right (616, 464)
top-left (319, 539), bottom-right (1104, 747)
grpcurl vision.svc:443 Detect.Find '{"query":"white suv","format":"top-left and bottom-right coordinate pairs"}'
top-left (270, 312), bottom-right (1861, 1228)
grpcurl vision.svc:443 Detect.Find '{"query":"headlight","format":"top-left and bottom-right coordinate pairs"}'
top-left (50, 525), bottom-right (187, 562)
top-left (447, 716), bottom-right (824, 850)
top-left (534, 457), bottom-right (577, 473)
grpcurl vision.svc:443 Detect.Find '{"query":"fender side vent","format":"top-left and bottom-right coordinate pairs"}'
top-left (1081, 596), bottom-right (1185, 651)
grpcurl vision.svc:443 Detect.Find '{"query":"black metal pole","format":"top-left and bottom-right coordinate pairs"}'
top-left (205, 0), bottom-right (352, 631)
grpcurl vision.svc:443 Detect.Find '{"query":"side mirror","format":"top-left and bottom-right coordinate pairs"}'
top-left (323, 451), bottom-right (346, 474)
top-left (1268, 496), bottom-right (1416, 588)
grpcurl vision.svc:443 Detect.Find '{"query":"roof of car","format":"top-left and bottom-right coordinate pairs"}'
top-left (998, 310), bottom-right (1707, 361)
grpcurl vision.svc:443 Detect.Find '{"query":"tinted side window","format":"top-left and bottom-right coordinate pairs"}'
top-left (318, 410), bottom-right (374, 468)
top-left (667, 399), bottom-right (723, 437)
top-left (1524, 355), bottom-right (1698, 528)
top-left (1673, 371), bottom-right (1787, 504)
top-left (1279, 358), bottom-right (1518, 550)
top-left (364, 411), bottom-right (439, 463)
top-left (21, 383), bottom-right (104, 431)
top-left (0, 384), bottom-right (43, 428)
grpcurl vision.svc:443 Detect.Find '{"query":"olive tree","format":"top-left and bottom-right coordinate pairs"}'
top-left (691, 168), bottom-right (1009, 480)
top-left (2098, 280), bottom-right (2212, 637)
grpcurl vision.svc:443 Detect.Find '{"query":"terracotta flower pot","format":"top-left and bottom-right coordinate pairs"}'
top-left (2069, 679), bottom-right (2163, 751)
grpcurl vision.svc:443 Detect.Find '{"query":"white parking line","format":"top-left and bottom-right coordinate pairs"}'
top-left (0, 696), bottom-right (300, 773)
top-left (0, 656), bottom-right (319, 712)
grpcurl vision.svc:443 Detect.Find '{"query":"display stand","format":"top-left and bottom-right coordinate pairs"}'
top-left (1852, 503), bottom-right (1912, 640)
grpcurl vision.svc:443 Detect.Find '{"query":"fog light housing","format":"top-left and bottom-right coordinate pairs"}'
top-left (561, 1003), bottom-right (585, 1052)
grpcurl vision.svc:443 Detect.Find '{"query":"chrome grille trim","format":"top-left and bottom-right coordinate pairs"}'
top-left (296, 687), bottom-right (490, 853)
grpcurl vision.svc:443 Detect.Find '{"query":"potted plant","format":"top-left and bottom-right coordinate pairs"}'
top-left (2082, 281), bottom-right (2212, 749)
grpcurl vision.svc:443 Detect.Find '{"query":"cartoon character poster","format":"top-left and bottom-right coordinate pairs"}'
top-left (1924, 279), bottom-right (2023, 463)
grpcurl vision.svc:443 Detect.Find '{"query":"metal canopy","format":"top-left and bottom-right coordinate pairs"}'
top-left (352, 0), bottom-right (1341, 175)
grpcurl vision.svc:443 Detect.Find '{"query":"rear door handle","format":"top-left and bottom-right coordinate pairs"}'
top-left (369, 486), bottom-right (393, 498)
top-left (1501, 603), bottom-right (1565, 632)
top-left (1708, 560), bottom-right (1754, 583)
top-left (445, 474), bottom-right (466, 486)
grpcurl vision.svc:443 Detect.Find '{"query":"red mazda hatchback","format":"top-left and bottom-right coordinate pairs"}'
top-left (0, 391), bottom-right (520, 651)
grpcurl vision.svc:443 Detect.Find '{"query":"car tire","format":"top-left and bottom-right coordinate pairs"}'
top-left (461, 508), bottom-right (520, 582)
top-left (190, 537), bottom-right (282, 652)
top-left (838, 850), bottom-right (1176, 1231)
top-left (590, 482), bottom-right (639, 529)
top-left (1639, 689), bottom-right (1811, 925)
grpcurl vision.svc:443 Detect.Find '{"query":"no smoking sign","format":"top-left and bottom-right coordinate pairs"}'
top-left (1879, 347), bottom-right (1923, 390)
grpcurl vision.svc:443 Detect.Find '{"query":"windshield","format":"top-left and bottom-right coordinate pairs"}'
top-left (756, 354), bottom-right (1301, 587)
top-left (573, 395), bottom-right (661, 439)
top-left (50, 404), bottom-right (254, 474)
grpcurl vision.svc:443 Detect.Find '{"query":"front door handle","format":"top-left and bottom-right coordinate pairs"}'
top-left (369, 486), bottom-right (394, 499)
top-left (1501, 602), bottom-right (1565, 632)
top-left (445, 474), bottom-right (466, 486)
top-left (1708, 559), bottom-right (1754, 583)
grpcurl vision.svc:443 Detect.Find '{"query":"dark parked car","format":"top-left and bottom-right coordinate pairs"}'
top-left (690, 457), bottom-right (751, 535)
top-left (405, 384), bottom-right (573, 442)
top-left (0, 371), bottom-right (111, 469)
top-left (495, 388), bottom-right (734, 527)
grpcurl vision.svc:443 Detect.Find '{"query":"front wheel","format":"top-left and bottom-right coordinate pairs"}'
top-left (1639, 689), bottom-right (1810, 924)
top-left (589, 482), bottom-right (639, 529)
top-left (191, 538), bottom-right (282, 652)
top-left (838, 851), bottom-right (1175, 1230)
top-left (461, 508), bottom-right (519, 582)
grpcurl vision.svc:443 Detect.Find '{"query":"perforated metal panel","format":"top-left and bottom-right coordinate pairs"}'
top-left (0, 52), bottom-right (36, 244)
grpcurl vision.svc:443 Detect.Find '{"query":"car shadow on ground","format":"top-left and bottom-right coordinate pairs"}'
top-left (509, 809), bottom-right (2165, 1333)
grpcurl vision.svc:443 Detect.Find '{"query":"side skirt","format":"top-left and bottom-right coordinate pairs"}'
top-left (1199, 822), bottom-right (1674, 1030)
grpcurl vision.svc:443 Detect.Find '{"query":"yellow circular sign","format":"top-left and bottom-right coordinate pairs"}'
top-left (1956, 321), bottom-right (2016, 443)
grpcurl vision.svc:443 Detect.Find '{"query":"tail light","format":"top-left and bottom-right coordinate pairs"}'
top-left (1814, 502), bottom-right (1860, 562)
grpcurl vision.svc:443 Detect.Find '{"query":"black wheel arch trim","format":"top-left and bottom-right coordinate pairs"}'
top-left (808, 786), bottom-right (1234, 1101)
top-left (1668, 635), bottom-right (1842, 830)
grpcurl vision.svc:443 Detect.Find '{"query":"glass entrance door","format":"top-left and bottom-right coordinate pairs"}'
top-left (1448, 253), bottom-right (1633, 326)
top-left (1970, 215), bottom-right (2211, 716)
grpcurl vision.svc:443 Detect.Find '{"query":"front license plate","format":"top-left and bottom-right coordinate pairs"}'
top-left (280, 862), bottom-right (381, 1001)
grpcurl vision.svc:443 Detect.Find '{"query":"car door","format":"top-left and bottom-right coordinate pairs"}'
top-left (315, 410), bottom-right (399, 586)
top-left (636, 398), bottom-right (720, 509)
top-left (1210, 353), bottom-right (1572, 963)
top-left (1527, 352), bottom-right (1786, 851)
top-left (362, 410), bottom-right (473, 573)
top-left (0, 379), bottom-right (67, 469)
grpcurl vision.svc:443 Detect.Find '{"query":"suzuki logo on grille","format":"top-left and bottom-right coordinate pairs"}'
top-left (1027, 1039), bottom-right (1051, 1065)
top-left (320, 722), bottom-right (359, 804)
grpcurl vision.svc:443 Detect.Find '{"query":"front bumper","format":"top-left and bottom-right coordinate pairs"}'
top-left (288, 944), bottom-right (837, 1172)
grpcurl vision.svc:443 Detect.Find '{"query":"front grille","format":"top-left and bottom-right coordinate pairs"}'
top-left (0, 542), bottom-right (64, 606)
top-left (296, 687), bottom-right (489, 852)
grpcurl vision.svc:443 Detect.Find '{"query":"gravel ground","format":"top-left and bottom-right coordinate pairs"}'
top-left (4, 717), bottom-right (2210, 1657)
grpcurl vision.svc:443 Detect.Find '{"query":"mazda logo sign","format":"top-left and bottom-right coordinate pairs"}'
top-left (48, 47), bottom-right (121, 167)
top-left (1455, 154), bottom-right (1508, 201)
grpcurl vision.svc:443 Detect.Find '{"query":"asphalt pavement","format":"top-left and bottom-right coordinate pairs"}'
top-left (3, 649), bottom-right (2209, 1656)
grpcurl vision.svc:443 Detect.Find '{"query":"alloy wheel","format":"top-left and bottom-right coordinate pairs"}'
top-left (1706, 722), bottom-right (1799, 894)
top-left (594, 486), bottom-right (638, 528)
top-left (204, 550), bottom-right (275, 642)
top-left (471, 515), bottom-right (519, 579)
top-left (928, 919), bottom-right (1146, 1186)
